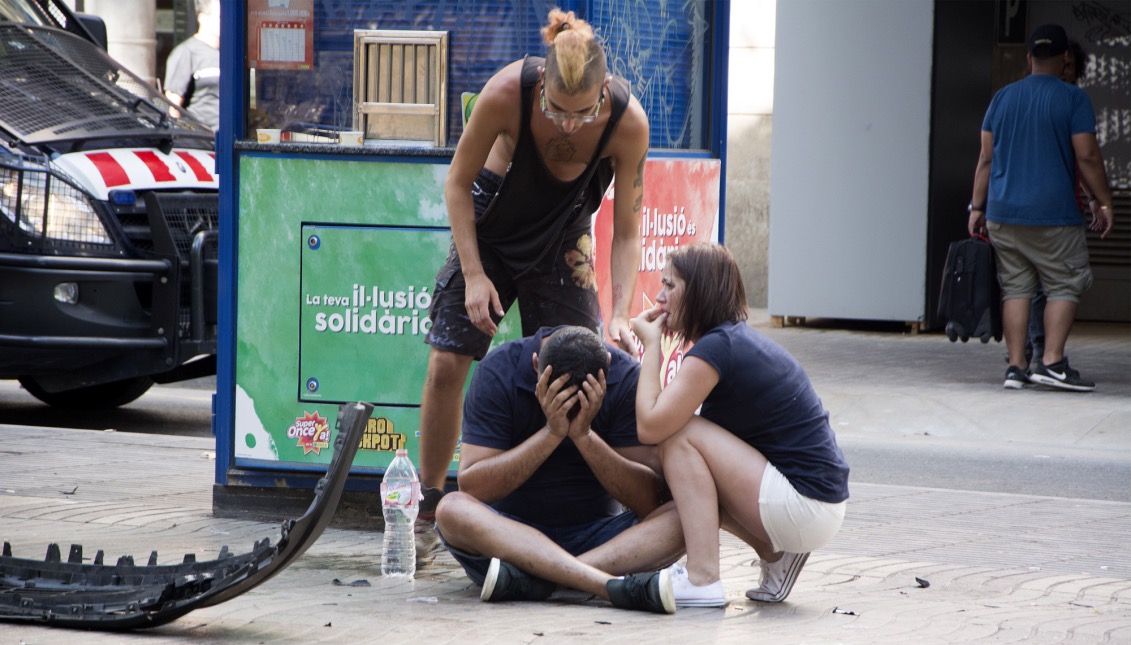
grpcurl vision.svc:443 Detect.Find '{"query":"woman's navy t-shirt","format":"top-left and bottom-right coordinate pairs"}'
top-left (686, 321), bottom-right (850, 503)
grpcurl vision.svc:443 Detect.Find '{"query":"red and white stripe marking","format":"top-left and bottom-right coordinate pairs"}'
top-left (52, 149), bottom-right (218, 200)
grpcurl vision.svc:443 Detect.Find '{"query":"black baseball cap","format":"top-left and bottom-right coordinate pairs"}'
top-left (1028, 24), bottom-right (1068, 57)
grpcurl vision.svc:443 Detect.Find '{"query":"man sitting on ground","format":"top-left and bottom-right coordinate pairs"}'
top-left (434, 326), bottom-right (683, 613)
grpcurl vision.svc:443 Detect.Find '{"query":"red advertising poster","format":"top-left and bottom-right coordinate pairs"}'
top-left (592, 159), bottom-right (721, 386)
top-left (247, 0), bottom-right (315, 71)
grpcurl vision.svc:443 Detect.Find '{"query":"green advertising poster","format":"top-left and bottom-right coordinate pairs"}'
top-left (298, 224), bottom-right (447, 405)
top-left (234, 156), bottom-right (517, 472)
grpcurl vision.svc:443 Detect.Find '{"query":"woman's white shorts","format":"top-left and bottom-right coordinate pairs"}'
top-left (758, 461), bottom-right (846, 554)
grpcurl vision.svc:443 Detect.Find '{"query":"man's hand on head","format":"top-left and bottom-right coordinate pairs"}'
top-left (567, 369), bottom-right (606, 441)
top-left (535, 364), bottom-right (578, 438)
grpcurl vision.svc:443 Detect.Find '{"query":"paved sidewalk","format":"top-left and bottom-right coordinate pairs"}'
top-left (2, 319), bottom-right (1129, 643)
top-left (759, 315), bottom-right (1131, 453)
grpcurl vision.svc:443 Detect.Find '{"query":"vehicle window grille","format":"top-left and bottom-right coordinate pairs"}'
top-left (152, 195), bottom-right (219, 262)
top-left (113, 210), bottom-right (154, 254)
top-left (0, 159), bottom-right (116, 253)
top-left (141, 192), bottom-right (219, 340)
top-left (0, 24), bottom-right (212, 143)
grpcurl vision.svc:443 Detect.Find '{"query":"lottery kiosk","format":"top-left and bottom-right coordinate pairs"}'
top-left (213, 0), bottom-right (730, 522)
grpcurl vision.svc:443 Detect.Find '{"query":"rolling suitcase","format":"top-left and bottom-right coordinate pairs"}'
top-left (938, 234), bottom-right (1002, 343)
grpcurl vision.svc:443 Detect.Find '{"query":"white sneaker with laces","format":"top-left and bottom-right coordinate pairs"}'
top-left (668, 563), bottom-right (726, 608)
top-left (745, 552), bottom-right (809, 603)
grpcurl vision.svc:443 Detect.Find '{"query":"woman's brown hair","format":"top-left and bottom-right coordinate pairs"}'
top-left (668, 244), bottom-right (748, 341)
top-left (541, 8), bottom-right (606, 94)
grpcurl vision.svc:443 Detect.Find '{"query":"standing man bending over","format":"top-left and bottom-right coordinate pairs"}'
top-left (416, 8), bottom-right (650, 545)
top-left (435, 326), bottom-right (682, 613)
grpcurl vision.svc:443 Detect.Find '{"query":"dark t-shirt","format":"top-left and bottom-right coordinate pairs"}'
top-left (687, 321), bottom-right (850, 503)
top-left (461, 326), bottom-right (642, 526)
top-left (981, 74), bottom-right (1095, 226)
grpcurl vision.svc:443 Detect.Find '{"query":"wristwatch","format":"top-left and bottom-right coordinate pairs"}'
top-left (967, 203), bottom-right (985, 213)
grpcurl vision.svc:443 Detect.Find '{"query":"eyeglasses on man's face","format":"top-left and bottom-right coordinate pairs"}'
top-left (540, 85), bottom-right (604, 125)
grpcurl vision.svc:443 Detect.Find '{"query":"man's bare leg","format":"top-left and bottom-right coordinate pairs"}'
top-left (418, 348), bottom-right (474, 490)
top-left (578, 501), bottom-right (685, 575)
top-left (1002, 297), bottom-right (1032, 369)
top-left (1039, 299), bottom-right (1077, 366)
top-left (437, 492), bottom-right (618, 598)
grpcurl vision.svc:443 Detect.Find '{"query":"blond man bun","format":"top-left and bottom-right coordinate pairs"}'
top-left (541, 8), bottom-right (606, 95)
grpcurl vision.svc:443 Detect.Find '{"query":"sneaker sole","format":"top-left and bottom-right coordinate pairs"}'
top-left (1029, 374), bottom-right (1095, 392)
top-left (481, 558), bottom-right (502, 602)
top-left (1003, 379), bottom-right (1025, 389)
top-left (658, 567), bottom-right (676, 614)
top-left (746, 552), bottom-right (810, 603)
top-left (675, 597), bottom-right (727, 608)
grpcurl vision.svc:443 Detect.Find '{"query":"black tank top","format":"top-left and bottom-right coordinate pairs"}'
top-left (475, 55), bottom-right (631, 275)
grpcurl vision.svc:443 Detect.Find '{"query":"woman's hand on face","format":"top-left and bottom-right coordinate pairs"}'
top-left (630, 306), bottom-right (666, 348)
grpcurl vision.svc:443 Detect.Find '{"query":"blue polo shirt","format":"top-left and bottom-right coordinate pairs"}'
top-left (982, 74), bottom-right (1096, 226)
top-left (687, 321), bottom-right (850, 504)
top-left (461, 326), bottom-right (642, 526)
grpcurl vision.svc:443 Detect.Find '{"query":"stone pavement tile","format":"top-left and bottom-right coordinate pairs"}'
top-left (826, 484), bottom-right (1131, 578)
top-left (5, 423), bottom-right (1131, 643)
top-left (5, 526), bottom-right (1130, 644)
top-left (758, 319), bottom-right (1131, 451)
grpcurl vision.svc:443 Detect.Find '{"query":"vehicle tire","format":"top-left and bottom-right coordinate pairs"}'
top-left (18, 376), bottom-right (155, 409)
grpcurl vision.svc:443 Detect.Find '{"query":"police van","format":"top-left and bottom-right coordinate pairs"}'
top-left (0, 0), bottom-right (219, 407)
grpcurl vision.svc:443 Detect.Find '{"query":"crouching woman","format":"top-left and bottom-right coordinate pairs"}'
top-left (631, 243), bottom-right (849, 607)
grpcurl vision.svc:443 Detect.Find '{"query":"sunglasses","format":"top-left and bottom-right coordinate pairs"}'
top-left (540, 86), bottom-right (604, 125)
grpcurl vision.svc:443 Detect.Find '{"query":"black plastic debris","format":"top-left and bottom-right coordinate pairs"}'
top-left (915, 576), bottom-right (930, 588)
top-left (832, 606), bottom-right (858, 616)
top-left (0, 401), bottom-right (373, 631)
top-left (331, 578), bottom-right (371, 587)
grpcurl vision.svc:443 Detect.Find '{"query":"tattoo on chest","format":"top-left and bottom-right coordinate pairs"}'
top-left (545, 135), bottom-right (576, 162)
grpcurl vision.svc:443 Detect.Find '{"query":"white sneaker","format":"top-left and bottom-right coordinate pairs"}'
top-left (668, 563), bottom-right (726, 608)
top-left (745, 552), bottom-right (809, 603)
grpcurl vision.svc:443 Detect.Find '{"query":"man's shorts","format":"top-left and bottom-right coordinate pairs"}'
top-left (987, 221), bottom-right (1093, 302)
top-left (758, 462), bottom-right (846, 554)
top-left (434, 509), bottom-right (639, 586)
top-left (425, 169), bottom-right (601, 359)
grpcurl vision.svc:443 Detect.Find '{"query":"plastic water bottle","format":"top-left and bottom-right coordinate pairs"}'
top-left (381, 449), bottom-right (420, 578)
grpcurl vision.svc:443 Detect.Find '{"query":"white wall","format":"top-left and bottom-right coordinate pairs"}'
top-left (768, 0), bottom-right (934, 322)
top-left (83, 0), bottom-right (157, 84)
top-left (725, 0), bottom-right (776, 306)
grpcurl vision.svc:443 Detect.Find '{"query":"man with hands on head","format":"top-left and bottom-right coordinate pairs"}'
top-left (434, 326), bottom-right (682, 614)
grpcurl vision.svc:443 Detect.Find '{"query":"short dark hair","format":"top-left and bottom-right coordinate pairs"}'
top-left (538, 326), bottom-right (608, 419)
top-left (668, 244), bottom-right (748, 341)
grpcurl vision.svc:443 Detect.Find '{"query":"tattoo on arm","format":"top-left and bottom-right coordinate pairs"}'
top-left (612, 284), bottom-right (624, 310)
